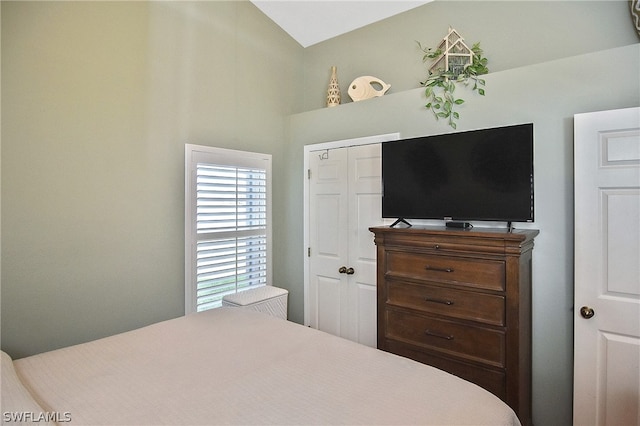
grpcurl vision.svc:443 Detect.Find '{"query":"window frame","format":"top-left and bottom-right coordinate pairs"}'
top-left (184, 144), bottom-right (272, 314)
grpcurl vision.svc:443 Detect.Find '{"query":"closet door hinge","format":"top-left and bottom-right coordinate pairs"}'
top-left (308, 247), bottom-right (311, 257)
top-left (307, 169), bottom-right (311, 179)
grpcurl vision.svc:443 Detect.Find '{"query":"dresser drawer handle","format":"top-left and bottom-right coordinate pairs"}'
top-left (425, 329), bottom-right (454, 340)
top-left (425, 265), bottom-right (454, 273)
top-left (425, 297), bottom-right (454, 306)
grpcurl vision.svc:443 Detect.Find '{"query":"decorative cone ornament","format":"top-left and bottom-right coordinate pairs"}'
top-left (326, 66), bottom-right (341, 107)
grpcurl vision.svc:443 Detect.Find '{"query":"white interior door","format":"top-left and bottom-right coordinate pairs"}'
top-left (308, 147), bottom-right (349, 338)
top-left (307, 143), bottom-right (383, 347)
top-left (346, 143), bottom-right (381, 346)
top-left (574, 107), bottom-right (640, 426)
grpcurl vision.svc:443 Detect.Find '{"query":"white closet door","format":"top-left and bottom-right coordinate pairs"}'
top-left (345, 143), bottom-right (381, 346)
top-left (307, 143), bottom-right (382, 347)
top-left (308, 147), bottom-right (349, 338)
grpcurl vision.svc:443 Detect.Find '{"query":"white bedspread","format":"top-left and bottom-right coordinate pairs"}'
top-left (11, 308), bottom-right (520, 425)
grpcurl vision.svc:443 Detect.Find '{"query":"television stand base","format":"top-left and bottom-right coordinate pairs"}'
top-left (445, 221), bottom-right (473, 229)
top-left (390, 218), bottom-right (412, 228)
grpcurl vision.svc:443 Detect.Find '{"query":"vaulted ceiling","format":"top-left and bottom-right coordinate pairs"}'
top-left (250, 1), bottom-right (432, 47)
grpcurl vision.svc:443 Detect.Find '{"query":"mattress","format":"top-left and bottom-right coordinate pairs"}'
top-left (5, 308), bottom-right (521, 425)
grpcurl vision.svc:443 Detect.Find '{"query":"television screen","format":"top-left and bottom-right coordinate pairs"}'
top-left (382, 123), bottom-right (534, 223)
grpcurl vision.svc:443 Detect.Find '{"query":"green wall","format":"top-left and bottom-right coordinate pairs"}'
top-left (1, 1), bottom-right (303, 357)
top-left (285, 2), bottom-right (639, 424)
top-left (2, 1), bottom-right (639, 424)
top-left (301, 0), bottom-right (638, 111)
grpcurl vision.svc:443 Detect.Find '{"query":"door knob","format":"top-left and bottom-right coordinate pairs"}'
top-left (339, 266), bottom-right (354, 275)
top-left (580, 306), bottom-right (595, 319)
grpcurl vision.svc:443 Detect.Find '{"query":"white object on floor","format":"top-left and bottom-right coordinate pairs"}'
top-left (222, 286), bottom-right (288, 319)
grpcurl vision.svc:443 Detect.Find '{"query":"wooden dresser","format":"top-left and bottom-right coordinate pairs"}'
top-left (369, 226), bottom-right (538, 426)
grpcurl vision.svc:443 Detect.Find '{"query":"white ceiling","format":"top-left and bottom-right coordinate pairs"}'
top-left (250, 1), bottom-right (432, 47)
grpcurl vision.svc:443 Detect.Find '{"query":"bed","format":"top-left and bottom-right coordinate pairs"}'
top-left (2, 307), bottom-right (521, 425)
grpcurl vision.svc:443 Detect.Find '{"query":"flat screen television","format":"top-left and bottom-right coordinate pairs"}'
top-left (382, 123), bottom-right (534, 226)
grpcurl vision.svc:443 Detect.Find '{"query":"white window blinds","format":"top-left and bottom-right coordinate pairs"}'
top-left (185, 145), bottom-right (272, 314)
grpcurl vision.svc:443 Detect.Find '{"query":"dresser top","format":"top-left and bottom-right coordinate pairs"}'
top-left (369, 225), bottom-right (539, 243)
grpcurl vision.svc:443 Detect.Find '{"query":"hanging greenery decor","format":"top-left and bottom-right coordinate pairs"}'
top-left (417, 28), bottom-right (489, 129)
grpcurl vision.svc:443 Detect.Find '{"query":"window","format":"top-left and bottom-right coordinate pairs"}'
top-left (185, 144), bottom-right (272, 314)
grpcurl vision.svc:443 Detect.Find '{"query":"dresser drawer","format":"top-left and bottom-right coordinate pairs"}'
top-left (386, 251), bottom-right (505, 291)
top-left (384, 340), bottom-right (507, 400)
top-left (385, 309), bottom-right (505, 367)
top-left (387, 280), bottom-right (505, 326)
